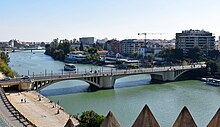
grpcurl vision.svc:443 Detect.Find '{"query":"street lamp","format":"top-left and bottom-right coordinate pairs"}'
top-left (138, 33), bottom-right (147, 59)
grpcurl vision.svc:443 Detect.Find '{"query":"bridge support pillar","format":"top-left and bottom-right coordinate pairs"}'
top-left (86, 76), bottom-right (116, 89)
top-left (99, 76), bottom-right (116, 89)
top-left (151, 71), bottom-right (175, 83)
top-left (18, 82), bottom-right (33, 91)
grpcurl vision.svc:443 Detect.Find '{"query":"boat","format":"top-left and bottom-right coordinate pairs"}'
top-left (202, 78), bottom-right (220, 87)
top-left (64, 64), bottom-right (76, 71)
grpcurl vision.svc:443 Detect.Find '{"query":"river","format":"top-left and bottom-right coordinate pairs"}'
top-left (8, 50), bottom-right (220, 127)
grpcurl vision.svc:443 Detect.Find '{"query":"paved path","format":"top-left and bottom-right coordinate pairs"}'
top-left (6, 91), bottom-right (79, 127)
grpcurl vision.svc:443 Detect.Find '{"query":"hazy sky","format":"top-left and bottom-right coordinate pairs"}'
top-left (1, 0), bottom-right (220, 41)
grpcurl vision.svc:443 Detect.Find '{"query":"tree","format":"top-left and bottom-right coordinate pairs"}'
top-left (132, 52), bottom-right (138, 58)
top-left (186, 47), bottom-right (204, 62)
top-left (206, 60), bottom-right (217, 75)
top-left (181, 60), bottom-right (188, 66)
top-left (0, 52), bottom-right (10, 63)
top-left (88, 48), bottom-right (97, 55)
top-left (0, 60), bottom-right (16, 77)
top-left (174, 48), bottom-right (184, 61)
top-left (79, 42), bottom-right (84, 51)
top-left (208, 49), bottom-right (220, 59)
top-left (76, 110), bottom-right (105, 127)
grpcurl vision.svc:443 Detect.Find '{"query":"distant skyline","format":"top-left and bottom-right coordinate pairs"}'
top-left (1, 0), bottom-right (220, 42)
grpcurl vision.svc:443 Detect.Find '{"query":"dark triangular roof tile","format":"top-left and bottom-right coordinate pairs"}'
top-left (132, 105), bottom-right (160, 127)
top-left (207, 108), bottom-right (220, 127)
top-left (100, 111), bottom-right (121, 127)
top-left (173, 106), bottom-right (197, 127)
top-left (64, 118), bottom-right (75, 127)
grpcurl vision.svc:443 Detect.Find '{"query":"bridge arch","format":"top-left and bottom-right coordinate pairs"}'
top-left (32, 78), bottom-right (102, 91)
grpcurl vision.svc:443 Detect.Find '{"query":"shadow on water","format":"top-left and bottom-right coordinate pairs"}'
top-left (115, 79), bottom-right (151, 88)
top-left (114, 74), bottom-right (151, 88)
top-left (40, 85), bottom-right (90, 96)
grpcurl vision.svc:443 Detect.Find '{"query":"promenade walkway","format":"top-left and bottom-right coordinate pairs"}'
top-left (6, 91), bottom-right (79, 127)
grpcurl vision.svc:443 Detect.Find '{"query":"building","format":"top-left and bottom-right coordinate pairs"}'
top-left (120, 39), bottom-right (145, 55)
top-left (79, 37), bottom-right (95, 46)
top-left (105, 39), bottom-right (120, 54)
top-left (176, 29), bottom-right (215, 54)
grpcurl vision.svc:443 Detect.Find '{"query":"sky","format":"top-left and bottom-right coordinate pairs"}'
top-left (0, 0), bottom-right (220, 42)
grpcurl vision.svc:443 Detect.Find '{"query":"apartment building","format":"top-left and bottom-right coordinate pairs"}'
top-left (120, 39), bottom-right (145, 55)
top-left (176, 29), bottom-right (215, 54)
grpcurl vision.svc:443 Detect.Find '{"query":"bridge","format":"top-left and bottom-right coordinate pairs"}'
top-left (12, 48), bottom-right (45, 52)
top-left (0, 64), bottom-right (206, 91)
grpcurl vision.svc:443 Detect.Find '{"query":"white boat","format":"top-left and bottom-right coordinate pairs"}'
top-left (64, 64), bottom-right (76, 71)
top-left (204, 78), bottom-right (220, 87)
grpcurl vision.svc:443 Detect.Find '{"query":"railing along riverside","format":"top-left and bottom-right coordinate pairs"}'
top-left (0, 86), bottom-right (37, 127)
top-left (0, 106), bottom-right (13, 127)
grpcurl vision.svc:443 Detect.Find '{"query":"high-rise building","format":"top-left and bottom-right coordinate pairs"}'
top-left (176, 29), bottom-right (215, 54)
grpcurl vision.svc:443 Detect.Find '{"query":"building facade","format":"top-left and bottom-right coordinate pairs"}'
top-left (176, 29), bottom-right (215, 54)
top-left (120, 39), bottom-right (145, 55)
top-left (79, 37), bottom-right (95, 46)
top-left (105, 39), bottom-right (120, 54)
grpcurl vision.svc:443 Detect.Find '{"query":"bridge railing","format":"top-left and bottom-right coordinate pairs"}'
top-left (15, 64), bottom-right (206, 81)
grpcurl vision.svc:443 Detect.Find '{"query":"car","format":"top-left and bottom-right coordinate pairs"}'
top-left (1, 77), bottom-right (11, 81)
top-left (21, 75), bottom-right (30, 79)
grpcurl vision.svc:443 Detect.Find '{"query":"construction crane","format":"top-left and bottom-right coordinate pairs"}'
top-left (138, 33), bottom-right (168, 58)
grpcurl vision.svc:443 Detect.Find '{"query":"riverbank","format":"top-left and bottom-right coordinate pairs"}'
top-left (6, 91), bottom-right (79, 127)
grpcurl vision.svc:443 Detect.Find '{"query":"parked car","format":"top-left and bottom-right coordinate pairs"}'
top-left (1, 77), bottom-right (11, 81)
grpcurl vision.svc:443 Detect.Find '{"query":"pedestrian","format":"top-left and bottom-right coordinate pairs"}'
top-left (21, 98), bottom-right (23, 103)
top-left (57, 109), bottom-right (60, 114)
top-left (24, 98), bottom-right (26, 103)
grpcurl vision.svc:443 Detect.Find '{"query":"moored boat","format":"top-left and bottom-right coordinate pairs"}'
top-left (64, 64), bottom-right (76, 71)
top-left (202, 78), bottom-right (220, 87)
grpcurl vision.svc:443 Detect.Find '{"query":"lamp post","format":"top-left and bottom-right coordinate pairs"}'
top-left (138, 33), bottom-right (147, 59)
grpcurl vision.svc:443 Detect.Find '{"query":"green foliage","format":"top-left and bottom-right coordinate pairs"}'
top-left (79, 42), bottom-right (84, 51)
top-left (0, 52), bottom-right (10, 63)
top-left (147, 54), bottom-right (154, 62)
top-left (86, 53), bottom-right (92, 60)
top-left (0, 60), bottom-right (16, 77)
top-left (157, 48), bottom-right (183, 60)
top-left (88, 48), bottom-right (97, 55)
top-left (77, 110), bottom-right (105, 127)
top-left (129, 63), bottom-right (138, 69)
top-left (186, 47), bottom-right (204, 62)
top-left (208, 50), bottom-right (220, 59)
top-left (44, 38), bottom-right (71, 61)
top-left (181, 60), bottom-right (188, 66)
top-left (132, 52), bottom-right (138, 58)
top-left (206, 60), bottom-right (217, 75)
